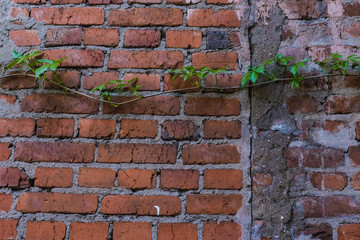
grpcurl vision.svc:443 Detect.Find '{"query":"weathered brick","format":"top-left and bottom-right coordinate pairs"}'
top-left (17, 192), bottom-right (98, 213)
top-left (0, 167), bottom-right (30, 189)
top-left (103, 96), bottom-right (180, 115)
top-left (118, 169), bottom-right (156, 189)
top-left (187, 194), bottom-right (242, 214)
top-left (352, 172), bottom-right (360, 190)
top-left (325, 196), bottom-right (360, 217)
top-left (35, 167), bottom-right (73, 188)
top-left (124, 73), bottom-right (161, 91)
top-left (1, 73), bottom-right (37, 89)
top-left (341, 21), bottom-right (360, 39)
top-left (204, 120), bottom-right (241, 139)
top-left (69, 222), bottom-right (108, 240)
top-left (36, 118), bottom-right (74, 138)
top-left (349, 146), bottom-right (360, 166)
top-left (304, 223), bottom-right (332, 240)
top-left (83, 72), bottom-right (120, 90)
top-left (109, 8), bottom-right (183, 26)
top-left (120, 119), bottom-right (157, 138)
top-left (203, 222), bottom-right (241, 240)
top-left (326, 95), bottom-right (360, 114)
top-left (307, 45), bottom-right (331, 62)
top-left (31, 7), bottom-right (104, 25)
top-left (253, 173), bottom-right (273, 188)
top-left (0, 143), bottom-right (11, 161)
top-left (163, 74), bottom-right (200, 92)
top-left (26, 221), bottom-right (66, 240)
top-left (113, 222), bottom-right (152, 240)
top-left (51, 0), bottom-right (84, 3)
top-left (109, 51), bottom-right (183, 69)
top-left (300, 197), bottom-right (323, 218)
top-left (0, 95), bottom-right (16, 105)
top-left (338, 224), bottom-right (360, 240)
top-left (161, 169), bottom-right (199, 190)
top-left (279, 0), bottom-right (322, 19)
top-left (183, 144), bottom-right (240, 164)
top-left (187, 9), bottom-right (241, 27)
top-left (13, 0), bottom-right (44, 4)
top-left (0, 118), bottom-right (34, 137)
top-left (357, 122), bottom-right (360, 140)
top-left (88, 0), bottom-right (113, 4)
top-left (10, 7), bottom-right (30, 18)
top-left (343, 2), bottom-right (360, 16)
top-left (322, 120), bottom-right (344, 133)
top-left (78, 168), bottom-right (116, 188)
top-left (310, 172), bottom-right (347, 191)
top-left (10, 30), bottom-right (41, 46)
top-left (204, 169), bottom-right (242, 189)
top-left (100, 195), bottom-right (181, 215)
top-left (166, 30), bottom-right (202, 48)
top-left (79, 119), bottom-right (116, 139)
top-left (0, 194), bottom-right (12, 212)
top-left (15, 142), bottom-right (95, 163)
top-left (46, 28), bottom-right (82, 46)
top-left (206, 31), bottom-right (241, 50)
top-left (185, 97), bottom-right (240, 116)
top-left (43, 49), bottom-right (104, 68)
top-left (167, 0), bottom-right (200, 4)
top-left (158, 223), bottom-right (197, 240)
top-left (44, 71), bottom-right (81, 89)
top-left (0, 220), bottom-right (18, 240)
top-left (124, 29), bottom-right (161, 48)
top-left (21, 94), bottom-right (99, 114)
top-left (192, 52), bottom-right (238, 69)
top-left (162, 120), bottom-right (199, 140)
top-left (84, 28), bottom-right (119, 46)
top-left (285, 95), bottom-right (319, 114)
top-left (206, 0), bottom-right (238, 4)
top-left (128, 0), bottom-right (161, 3)
top-left (98, 144), bottom-right (176, 164)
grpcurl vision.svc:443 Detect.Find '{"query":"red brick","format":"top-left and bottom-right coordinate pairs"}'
top-left (326, 95), bottom-right (360, 114)
top-left (323, 120), bottom-right (344, 133)
top-left (304, 223), bottom-right (332, 240)
top-left (162, 120), bottom-right (199, 140)
top-left (109, 51), bottom-right (183, 69)
top-left (17, 193), bottom-right (98, 213)
top-left (352, 172), bottom-right (360, 190)
top-left (163, 74), bottom-right (200, 92)
top-left (192, 52), bottom-right (238, 69)
top-left (98, 143), bottom-right (176, 164)
top-left (187, 194), bottom-right (242, 214)
top-left (79, 119), bottom-right (116, 139)
top-left (124, 73), bottom-right (161, 91)
top-left (0, 95), bottom-right (16, 105)
top-left (0, 167), bottom-right (30, 189)
top-left (0, 220), bottom-right (17, 240)
top-left (69, 222), bottom-right (108, 240)
top-left (128, 0), bottom-right (161, 3)
top-left (203, 222), bottom-right (241, 240)
top-left (113, 222), bottom-right (152, 240)
top-left (284, 147), bottom-right (344, 168)
top-left (118, 169), bottom-right (156, 189)
top-left (83, 72), bottom-right (120, 90)
top-left (120, 119), bottom-right (157, 138)
top-left (301, 197), bottom-right (323, 218)
top-left (0, 194), bottom-right (12, 212)
top-left (46, 28), bottom-right (82, 46)
top-left (187, 9), bottom-right (241, 27)
top-left (307, 45), bottom-right (331, 63)
top-left (357, 122), bottom-right (360, 140)
top-left (103, 96), bottom-right (180, 115)
top-left (185, 97), bottom-right (240, 116)
top-left (183, 144), bottom-right (240, 164)
top-left (51, 0), bottom-right (84, 3)
top-left (21, 94), bottom-right (99, 114)
top-left (78, 168), bottom-right (116, 188)
top-left (285, 95), bottom-right (319, 114)
top-left (35, 167), bottom-right (73, 188)
top-left (31, 7), bottom-right (104, 25)
top-left (166, 0), bottom-right (199, 4)
top-left (206, 0), bottom-right (238, 4)
top-left (279, 0), bottom-right (322, 19)
top-left (15, 142), bottom-right (95, 163)
top-left (338, 224), bottom-right (360, 240)
top-left (1, 73), bottom-right (37, 89)
top-left (204, 169), bottom-right (242, 189)
top-left (45, 71), bottom-right (81, 89)
top-left (310, 172), bottom-right (347, 190)
top-left (324, 196), bottom-right (360, 217)
top-left (43, 49), bottom-right (104, 68)
top-left (166, 30), bottom-right (202, 48)
top-left (124, 29), bottom-right (161, 48)
top-left (161, 169), bottom-right (199, 190)
top-left (253, 173), bottom-right (273, 188)
top-left (10, 7), bottom-right (30, 18)
top-left (350, 146), bottom-right (360, 166)
top-left (10, 30), bottom-right (41, 46)
top-left (109, 8), bottom-right (183, 26)
top-left (344, 2), bottom-right (360, 16)
top-left (101, 195), bottom-right (181, 215)
top-left (36, 118), bottom-right (74, 138)
top-left (0, 143), bottom-right (11, 161)
top-left (204, 120), bottom-right (241, 139)
top-left (158, 223), bottom-right (197, 240)
top-left (205, 74), bottom-right (242, 91)
top-left (0, 118), bottom-right (34, 137)
top-left (26, 221), bottom-right (66, 240)
top-left (341, 22), bottom-right (360, 39)
top-left (84, 28), bottom-right (119, 46)
top-left (13, 0), bottom-right (44, 4)
top-left (88, 0), bottom-right (112, 4)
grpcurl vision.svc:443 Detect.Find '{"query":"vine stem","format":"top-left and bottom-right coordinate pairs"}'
top-left (0, 73), bottom-right (358, 106)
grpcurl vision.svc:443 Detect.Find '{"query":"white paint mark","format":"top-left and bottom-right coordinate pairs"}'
top-left (154, 205), bottom-right (160, 216)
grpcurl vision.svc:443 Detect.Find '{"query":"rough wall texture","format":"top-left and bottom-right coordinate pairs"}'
top-left (0, 0), bottom-right (359, 239)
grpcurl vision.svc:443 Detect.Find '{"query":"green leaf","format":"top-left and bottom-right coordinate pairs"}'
top-left (12, 50), bottom-right (22, 59)
top-left (255, 65), bottom-right (265, 73)
top-left (250, 71), bottom-right (258, 83)
top-left (290, 65), bottom-right (298, 76)
top-left (34, 65), bottom-right (50, 78)
top-left (240, 71), bottom-right (252, 87)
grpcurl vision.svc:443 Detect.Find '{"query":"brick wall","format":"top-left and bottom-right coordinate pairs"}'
top-left (0, 0), bottom-right (359, 239)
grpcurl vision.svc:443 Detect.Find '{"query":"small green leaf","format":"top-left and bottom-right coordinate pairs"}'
top-left (290, 65), bottom-right (298, 76)
top-left (250, 71), bottom-right (258, 83)
top-left (240, 71), bottom-right (252, 87)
